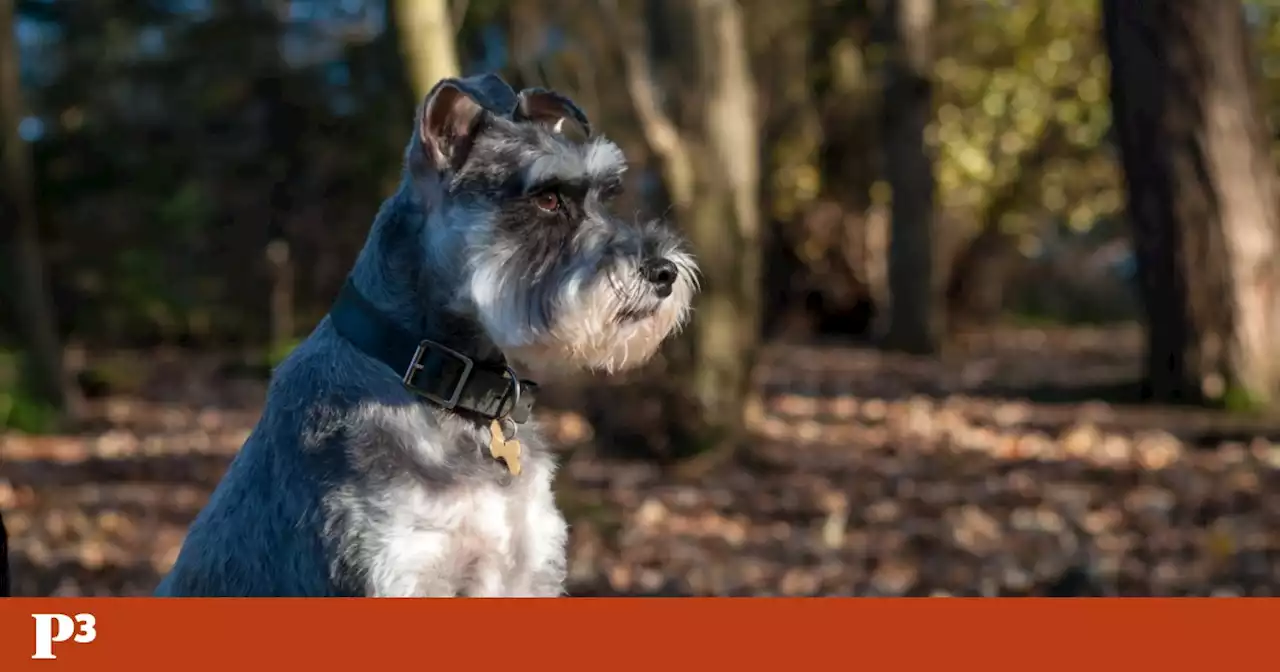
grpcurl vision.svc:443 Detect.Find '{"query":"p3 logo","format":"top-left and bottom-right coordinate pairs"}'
top-left (31, 613), bottom-right (97, 660)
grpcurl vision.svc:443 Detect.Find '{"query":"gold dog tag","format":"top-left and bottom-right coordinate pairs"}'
top-left (488, 419), bottom-right (523, 476)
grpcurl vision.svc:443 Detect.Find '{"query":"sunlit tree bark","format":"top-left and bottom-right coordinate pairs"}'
top-left (1104, 0), bottom-right (1280, 407)
top-left (606, 0), bottom-right (762, 452)
top-left (393, 0), bottom-right (461, 97)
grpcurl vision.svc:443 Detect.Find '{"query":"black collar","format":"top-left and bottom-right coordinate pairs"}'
top-left (329, 278), bottom-right (538, 424)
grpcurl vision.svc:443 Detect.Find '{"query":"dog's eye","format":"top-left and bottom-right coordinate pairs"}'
top-left (533, 192), bottom-right (561, 212)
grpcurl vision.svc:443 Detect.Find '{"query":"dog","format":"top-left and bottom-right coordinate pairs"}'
top-left (154, 74), bottom-right (698, 597)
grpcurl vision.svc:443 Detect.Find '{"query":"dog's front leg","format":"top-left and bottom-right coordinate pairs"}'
top-left (519, 497), bottom-right (569, 597)
top-left (526, 556), bottom-right (567, 597)
top-left (462, 559), bottom-right (509, 597)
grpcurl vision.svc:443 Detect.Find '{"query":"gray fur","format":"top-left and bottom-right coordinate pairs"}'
top-left (154, 74), bottom-right (697, 597)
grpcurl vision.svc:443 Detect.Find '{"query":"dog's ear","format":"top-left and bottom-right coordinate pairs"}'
top-left (417, 79), bottom-right (489, 173)
top-left (515, 88), bottom-right (592, 142)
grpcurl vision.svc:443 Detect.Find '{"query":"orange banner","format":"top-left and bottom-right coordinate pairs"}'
top-left (0, 598), bottom-right (1273, 669)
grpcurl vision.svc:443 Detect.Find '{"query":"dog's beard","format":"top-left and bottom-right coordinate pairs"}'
top-left (468, 250), bottom-right (697, 376)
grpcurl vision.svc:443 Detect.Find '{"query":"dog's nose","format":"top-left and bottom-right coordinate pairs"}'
top-left (642, 258), bottom-right (678, 298)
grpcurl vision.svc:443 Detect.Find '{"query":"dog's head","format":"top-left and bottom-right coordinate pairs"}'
top-left (405, 74), bottom-right (697, 375)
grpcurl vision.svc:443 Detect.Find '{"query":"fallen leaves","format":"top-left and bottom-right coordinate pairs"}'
top-left (3, 326), bottom-right (1280, 596)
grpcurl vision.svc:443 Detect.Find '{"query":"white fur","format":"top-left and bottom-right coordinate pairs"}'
top-left (467, 235), bottom-right (698, 377)
top-left (323, 397), bottom-right (566, 597)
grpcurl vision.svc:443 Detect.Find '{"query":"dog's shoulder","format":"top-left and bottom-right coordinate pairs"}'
top-left (157, 322), bottom-right (384, 597)
top-left (272, 319), bottom-right (448, 472)
top-left (271, 318), bottom-right (410, 415)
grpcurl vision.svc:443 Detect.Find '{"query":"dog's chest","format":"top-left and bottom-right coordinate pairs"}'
top-left (359, 433), bottom-right (564, 596)
top-left (408, 477), bottom-right (523, 551)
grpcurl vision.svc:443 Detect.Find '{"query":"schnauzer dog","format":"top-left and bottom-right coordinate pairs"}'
top-left (154, 74), bottom-right (697, 597)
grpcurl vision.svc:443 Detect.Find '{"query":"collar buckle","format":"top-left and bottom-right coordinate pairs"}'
top-left (403, 339), bottom-right (473, 410)
top-left (499, 365), bottom-right (522, 419)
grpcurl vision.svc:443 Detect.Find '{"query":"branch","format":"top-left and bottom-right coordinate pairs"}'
top-left (599, 0), bottom-right (695, 208)
top-left (451, 0), bottom-right (470, 33)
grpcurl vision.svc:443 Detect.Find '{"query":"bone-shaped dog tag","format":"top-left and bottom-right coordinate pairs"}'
top-left (489, 419), bottom-right (523, 476)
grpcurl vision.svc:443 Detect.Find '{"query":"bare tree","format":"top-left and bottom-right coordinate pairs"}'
top-left (880, 0), bottom-right (939, 353)
top-left (0, 0), bottom-right (68, 422)
top-left (393, 0), bottom-right (461, 97)
top-left (1103, 0), bottom-right (1280, 407)
top-left (605, 0), bottom-right (763, 450)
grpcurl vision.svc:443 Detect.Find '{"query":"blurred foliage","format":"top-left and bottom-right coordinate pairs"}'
top-left (0, 350), bottom-right (59, 433)
top-left (931, 0), bottom-right (1119, 234)
top-left (2, 0), bottom-right (1280, 364)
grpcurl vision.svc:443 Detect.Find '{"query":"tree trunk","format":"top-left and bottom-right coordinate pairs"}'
top-left (0, 0), bottom-right (68, 421)
top-left (880, 0), bottom-right (939, 354)
top-left (392, 0), bottom-right (461, 97)
top-left (607, 0), bottom-right (762, 453)
top-left (686, 0), bottom-right (762, 437)
top-left (1103, 0), bottom-right (1280, 407)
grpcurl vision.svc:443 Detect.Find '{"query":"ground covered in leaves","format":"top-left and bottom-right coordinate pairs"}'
top-left (3, 325), bottom-right (1279, 596)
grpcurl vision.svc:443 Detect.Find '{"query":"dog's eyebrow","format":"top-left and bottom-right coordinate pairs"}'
top-left (524, 175), bottom-right (589, 196)
top-left (522, 138), bottom-right (627, 195)
top-left (522, 167), bottom-right (619, 196)
top-left (582, 138), bottom-right (626, 181)
top-left (523, 152), bottom-right (585, 194)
